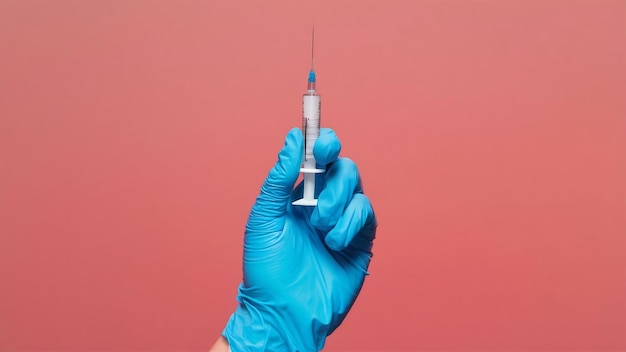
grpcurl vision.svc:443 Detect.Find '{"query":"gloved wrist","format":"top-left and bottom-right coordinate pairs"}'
top-left (222, 283), bottom-right (329, 352)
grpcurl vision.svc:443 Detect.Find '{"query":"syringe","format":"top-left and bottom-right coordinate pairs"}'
top-left (293, 27), bottom-right (324, 206)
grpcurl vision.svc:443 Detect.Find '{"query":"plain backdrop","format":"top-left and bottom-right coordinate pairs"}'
top-left (1, 0), bottom-right (625, 350)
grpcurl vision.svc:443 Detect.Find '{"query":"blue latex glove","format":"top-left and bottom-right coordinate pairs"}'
top-left (222, 128), bottom-right (377, 351)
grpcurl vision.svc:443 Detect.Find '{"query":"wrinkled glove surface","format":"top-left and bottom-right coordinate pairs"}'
top-left (223, 128), bottom-right (377, 351)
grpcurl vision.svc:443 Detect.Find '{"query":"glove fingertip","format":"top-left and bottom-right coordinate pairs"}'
top-left (287, 126), bottom-right (303, 141)
top-left (285, 127), bottom-right (303, 157)
top-left (276, 128), bottom-right (304, 180)
top-left (325, 230), bottom-right (346, 251)
top-left (313, 129), bottom-right (341, 166)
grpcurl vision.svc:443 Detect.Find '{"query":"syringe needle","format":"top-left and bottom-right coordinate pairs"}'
top-left (311, 26), bottom-right (315, 71)
top-left (308, 27), bottom-right (316, 87)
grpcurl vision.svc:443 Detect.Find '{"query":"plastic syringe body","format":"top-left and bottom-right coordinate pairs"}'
top-left (293, 71), bottom-right (324, 206)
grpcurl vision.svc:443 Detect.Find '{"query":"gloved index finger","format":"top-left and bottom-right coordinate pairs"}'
top-left (313, 128), bottom-right (341, 167)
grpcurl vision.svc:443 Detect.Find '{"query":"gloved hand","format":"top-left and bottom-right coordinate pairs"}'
top-left (222, 128), bottom-right (377, 351)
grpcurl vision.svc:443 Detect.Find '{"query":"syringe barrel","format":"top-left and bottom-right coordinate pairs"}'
top-left (302, 91), bottom-right (321, 169)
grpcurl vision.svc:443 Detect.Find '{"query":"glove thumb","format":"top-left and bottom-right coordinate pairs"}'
top-left (246, 128), bottom-right (303, 235)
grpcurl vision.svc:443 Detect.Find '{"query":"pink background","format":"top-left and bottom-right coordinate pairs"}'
top-left (1, 0), bottom-right (625, 350)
